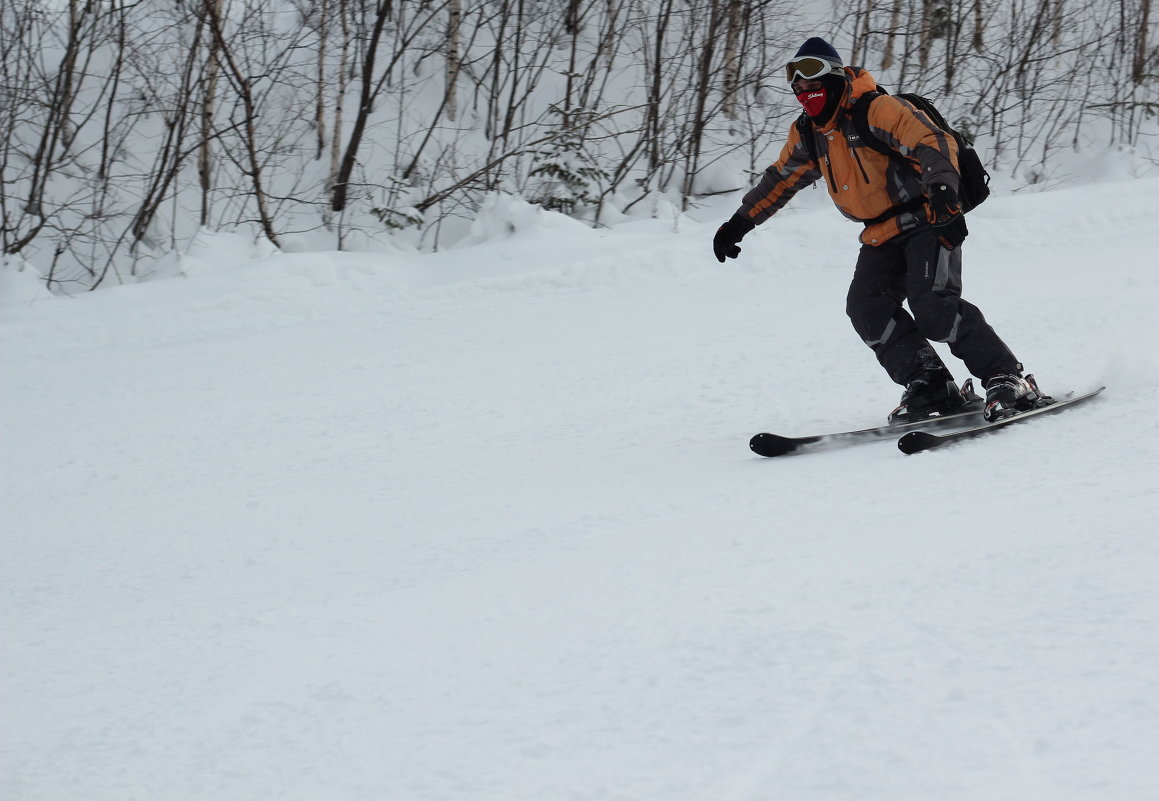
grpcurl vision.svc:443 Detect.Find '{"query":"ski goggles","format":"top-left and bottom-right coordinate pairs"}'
top-left (785, 56), bottom-right (843, 84)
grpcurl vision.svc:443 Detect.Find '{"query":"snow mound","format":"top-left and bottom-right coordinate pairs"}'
top-left (0, 259), bottom-right (52, 308)
top-left (458, 192), bottom-right (591, 247)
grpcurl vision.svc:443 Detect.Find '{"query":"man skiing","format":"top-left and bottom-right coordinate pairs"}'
top-left (713, 37), bottom-right (1039, 423)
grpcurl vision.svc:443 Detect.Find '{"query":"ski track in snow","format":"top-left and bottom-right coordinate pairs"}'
top-left (3, 179), bottom-right (1159, 800)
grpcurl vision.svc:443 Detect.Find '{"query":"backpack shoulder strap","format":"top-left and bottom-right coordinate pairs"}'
top-left (851, 89), bottom-right (905, 163)
top-left (794, 112), bottom-right (819, 166)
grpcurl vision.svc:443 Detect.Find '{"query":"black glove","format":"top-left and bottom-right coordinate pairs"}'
top-left (936, 216), bottom-right (968, 250)
top-left (713, 214), bottom-right (756, 263)
top-left (927, 183), bottom-right (967, 250)
top-left (927, 183), bottom-right (962, 228)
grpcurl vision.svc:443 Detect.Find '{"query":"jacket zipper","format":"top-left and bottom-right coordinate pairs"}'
top-left (820, 136), bottom-right (837, 186)
top-left (851, 143), bottom-right (871, 184)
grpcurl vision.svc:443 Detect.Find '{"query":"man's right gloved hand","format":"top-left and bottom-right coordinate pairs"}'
top-left (713, 214), bottom-right (756, 263)
top-left (927, 183), bottom-right (962, 227)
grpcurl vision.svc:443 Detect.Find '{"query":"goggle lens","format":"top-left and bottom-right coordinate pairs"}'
top-left (785, 56), bottom-right (840, 83)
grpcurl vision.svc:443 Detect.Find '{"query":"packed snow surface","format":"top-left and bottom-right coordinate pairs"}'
top-left (4, 176), bottom-right (1159, 800)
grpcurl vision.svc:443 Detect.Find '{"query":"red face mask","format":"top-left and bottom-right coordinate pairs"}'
top-left (796, 87), bottom-right (827, 117)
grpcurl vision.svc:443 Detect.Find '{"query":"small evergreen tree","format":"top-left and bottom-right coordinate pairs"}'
top-left (527, 106), bottom-right (609, 215)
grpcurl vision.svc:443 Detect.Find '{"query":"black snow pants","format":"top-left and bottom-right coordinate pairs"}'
top-left (845, 226), bottom-right (1021, 387)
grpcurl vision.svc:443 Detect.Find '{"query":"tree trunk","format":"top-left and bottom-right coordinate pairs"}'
top-left (314, 0), bottom-right (329, 160)
top-left (646, 0), bottom-right (674, 175)
top-left (721, 0), bottom-right (742, 119)
top-left (199, 0), bottom-right (223, 226)
top-left (919, 0), bottom-right (935, 68)
top-left (446, 0), bottom-right (461, 121)
top-left (972, 0), bottom-right (984, 51)
top-left (1135, 0), bottom-right (1151, 84)
top-left (883, 0), bottom-right (903, 68)
top-left (329, 0), bottom-right (349, 217)
top-left (851, 0), bottom-right (873, 66)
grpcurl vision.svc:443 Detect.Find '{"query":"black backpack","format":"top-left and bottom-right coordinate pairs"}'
top-left (795, 88), bottom-right (991, 213)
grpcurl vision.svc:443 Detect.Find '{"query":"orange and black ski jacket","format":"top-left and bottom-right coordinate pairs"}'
top-left (737, 67), bottom-right (960, 246)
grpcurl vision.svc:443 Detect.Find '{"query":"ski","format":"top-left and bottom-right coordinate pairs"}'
top-left (897, 386), bottom-right (1106, 454)
top-left (750, 405), bottom-right (983, 457)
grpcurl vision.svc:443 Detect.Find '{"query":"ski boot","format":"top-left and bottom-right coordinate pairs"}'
top-left (889, 375), bottom-right (983, 424)
top-left (983, 373), bottom-right (1052, 422)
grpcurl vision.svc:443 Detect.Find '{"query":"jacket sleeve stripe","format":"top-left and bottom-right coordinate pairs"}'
top-left (740, 128), bottom-right (823, 222)
top-left (749, 161), bottom-right (818, 217)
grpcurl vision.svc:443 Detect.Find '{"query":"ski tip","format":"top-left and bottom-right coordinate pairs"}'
top-left (897, 430), bottom-right (941, 455)
top-left (750, 432), bottom-right (798, 457)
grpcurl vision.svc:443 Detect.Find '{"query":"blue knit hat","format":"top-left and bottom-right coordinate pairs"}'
top-left (793, 37), bottom-right (843, 65)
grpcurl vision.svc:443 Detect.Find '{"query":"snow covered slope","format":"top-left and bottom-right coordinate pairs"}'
top-left (4, 178), bottom-right (1159, 800)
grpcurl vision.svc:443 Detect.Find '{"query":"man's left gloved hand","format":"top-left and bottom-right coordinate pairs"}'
top-left (936, 216), bottom-right (968, 250)
top-left (713, 214), bottom-right (756, 263)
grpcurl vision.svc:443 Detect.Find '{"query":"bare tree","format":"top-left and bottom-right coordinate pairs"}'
top-left (330, 0), bottom-right (448, 213)
top-left (202, 0), bottom-right (280, 247)
top-left (683, 0), bottom-right (729, 205)
top-left (199, 0), bottom-right (223, 227)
